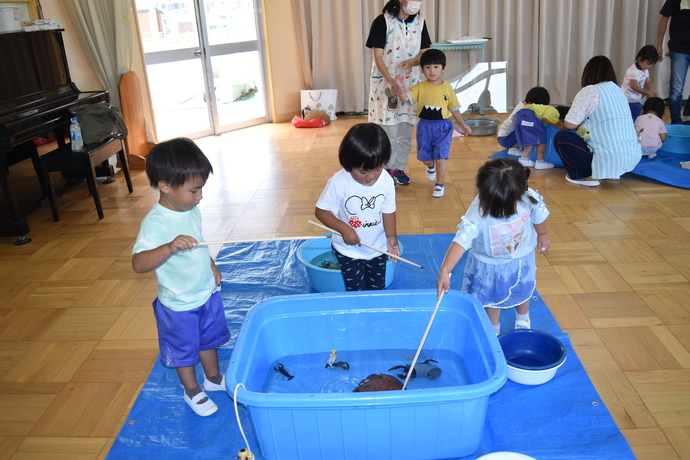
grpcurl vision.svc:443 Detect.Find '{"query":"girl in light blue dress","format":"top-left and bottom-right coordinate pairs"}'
top-left (437, 158), bottom-right (551, 334)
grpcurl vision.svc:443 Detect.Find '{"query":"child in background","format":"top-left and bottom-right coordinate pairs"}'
top-left (395, 48), bottom-right (472, 198)
top-left (315, 123), bottom-right (400, 291)
top-left (497, 101), bottom-right (526, 156)
top-left (437, 158), bottom-right (551, 334)
top-left (635, 97), bottom-right (667, 159)
top-left (514, 87), bottom-right (562, 170)
top-left (132, 138), bottom-right (229, 417)
top-left (622, 45), bottom-right (660, 121)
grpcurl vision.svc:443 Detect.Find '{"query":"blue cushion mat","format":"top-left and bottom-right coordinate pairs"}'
top-left (107, 234), bottom-right (635, 460)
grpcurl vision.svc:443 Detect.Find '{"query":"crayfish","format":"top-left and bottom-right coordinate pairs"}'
top-left (325, 361), bottom-right (350, 371)
top-left (273, 363), bottom-right (294, 380)
top-left (388, 358), bottom-right (438, 380)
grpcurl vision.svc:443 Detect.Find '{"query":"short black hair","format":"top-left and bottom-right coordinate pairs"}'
top-left (338, 123), bottom-right (391, 172)
top-left (145, 137), bottom-right (213, 188)
top-left (636, 45), bottom-right (659, 66)
top-left (420, 48), bottom-right (446, 68)
top-left (524, 87), bottom-right (550, 105)
top-left (642, 97), bottom-right (665, 118)
top-left (476, 158), bottom-right (530, 219)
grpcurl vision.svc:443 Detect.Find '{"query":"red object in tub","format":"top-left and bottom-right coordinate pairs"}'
top-left (353, 373), bottom-right (404, 392)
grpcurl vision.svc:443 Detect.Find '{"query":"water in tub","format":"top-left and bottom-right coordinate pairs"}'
top-left (309, 251), bottom-right (340, 270)
top-left (262, 348), bottom-right (471, 393)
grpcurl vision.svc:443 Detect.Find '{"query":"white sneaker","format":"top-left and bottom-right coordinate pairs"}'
top-left (507, 147), bottom-right (523, 156)
top-left (565, 174), bottom-right (600, 187)
top-left (518, 157), bottom-right (535, 167)
top-left (432, 185), bottom-right (445, 197)
top-left (425, 167), bottom-right (436, 181)
top-left (515, 318), bottom-right (531, 329)
top-left (535, 160), bottom-right (554, 170)
top-left (646, 152), bottom-right (657, 159)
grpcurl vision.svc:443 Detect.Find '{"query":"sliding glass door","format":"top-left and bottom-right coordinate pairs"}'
top-left (136, 0), bottom-right (268, 140)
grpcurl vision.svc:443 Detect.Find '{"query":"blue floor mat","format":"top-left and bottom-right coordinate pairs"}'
top-left (491, 147), bottom-right (690, 189)
top-left (107, 234), bottom-right (634, 460)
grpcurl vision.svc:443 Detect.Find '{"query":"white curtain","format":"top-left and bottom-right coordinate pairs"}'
top-left (64, 0), bottom-right (134, 109)
top-left (292, 0), bottom-right (670, 111)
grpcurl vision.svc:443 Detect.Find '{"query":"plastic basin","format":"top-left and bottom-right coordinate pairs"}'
top-left (498, 329), bottom-right (567, 385)
top-left (661, 124), bottom-right (690, 154)
top-left (296, 236), bottom-right (401, 292)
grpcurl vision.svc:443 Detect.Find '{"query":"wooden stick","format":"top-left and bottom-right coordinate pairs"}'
top-left (196, 235), bottom-right (330, 246)
top-left (402, 273), bottom-right (451, 391)
top-left (307, 220), bottom-right (424, 269)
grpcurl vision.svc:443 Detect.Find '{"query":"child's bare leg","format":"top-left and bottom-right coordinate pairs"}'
top-left (199, 348), bottom-right (221, 379)
top-left (485, 306), bottom-right (501, 325)
top-left (515, 299), bottom-right (531, 329)
top-left (435, 158), bottom-right (447, 185)
top-left (516, 299), bottom-right (530, 315)
top-left (535, 143), bottom-right (546, 162)
top-left (520, 145), bottom-right (534, 160)
top-left (424, 160), bottom-right (434, 169)
top-left (177, 365), bottom-right (199, 390)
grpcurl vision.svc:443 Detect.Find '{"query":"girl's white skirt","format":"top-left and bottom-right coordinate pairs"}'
top-left (461, 251), bottom-right (536, 309)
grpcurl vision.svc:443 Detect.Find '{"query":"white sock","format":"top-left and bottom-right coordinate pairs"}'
top-left (516, 312), bottom-right (530, 322)
top-left (492, 323), bottom-right (501, 334)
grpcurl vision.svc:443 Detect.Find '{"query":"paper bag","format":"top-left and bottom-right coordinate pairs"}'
top-left (301, 89), bottom-right (337, 121)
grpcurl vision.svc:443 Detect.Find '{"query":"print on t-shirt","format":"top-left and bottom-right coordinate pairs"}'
top-left (489, 212), bottom-right (530, 257)
top-left (345, 194), bottom-right (384, 229)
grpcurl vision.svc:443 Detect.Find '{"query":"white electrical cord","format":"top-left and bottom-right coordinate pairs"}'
top-left (233, 383), bottom-right (254, 459)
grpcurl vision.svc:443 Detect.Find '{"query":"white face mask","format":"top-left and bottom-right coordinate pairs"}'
top-left (403, 1), bottom-right (422, 15)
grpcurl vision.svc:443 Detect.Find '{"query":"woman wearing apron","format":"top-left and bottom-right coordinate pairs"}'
top-left (366, 0), bottom-right (431, 186)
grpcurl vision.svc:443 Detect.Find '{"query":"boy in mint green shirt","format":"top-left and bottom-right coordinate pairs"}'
top-left (132, 137), bottom-right (229, 417)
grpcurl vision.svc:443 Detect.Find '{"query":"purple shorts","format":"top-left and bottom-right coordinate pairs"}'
top-left (416, 118), bottom-right (454, 162)
top-left (152, 291), bottom-right (230, 368)
top-left (514, 109), bottom-right (546, 148)
top-left (497, 131), bottom-right (517, 149)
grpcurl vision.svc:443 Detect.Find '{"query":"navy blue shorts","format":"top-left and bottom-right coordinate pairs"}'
top-left (152, 291), bottom-right (230, 368)
top-left (513, 109), bottom-right (546, 148)
top-left (416, 118), bottom-right (454, 162)
top-left (628, 102), bottom-right (642, 121)
top-left (334, 249), bottom-right (387, 291)
top-left (497, 131), bottom-right (517, 149)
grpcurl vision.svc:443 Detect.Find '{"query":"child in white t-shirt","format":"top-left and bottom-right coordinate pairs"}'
top-left (315, 123), bottom-right (400, 291)
top-left (622, 45), bottom-right (660, 121)
top-left (635, 97), bottom-right (667, 159)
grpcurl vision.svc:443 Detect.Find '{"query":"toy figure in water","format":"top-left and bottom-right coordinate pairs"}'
top-left (389, 358), bottom-right (442, 380)
top-left (325, 349), bottom-right (350, 371)
top-left (353, 373), bottom-right (403, 392)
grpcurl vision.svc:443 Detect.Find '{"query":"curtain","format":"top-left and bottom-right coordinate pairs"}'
top-left (64, 0), bottom-right (133, 109)
top-left (291, 0), bottom-right (670, 111)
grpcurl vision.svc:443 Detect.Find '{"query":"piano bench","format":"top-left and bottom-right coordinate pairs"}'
top-left (40, 137), bottom-right (134, 221)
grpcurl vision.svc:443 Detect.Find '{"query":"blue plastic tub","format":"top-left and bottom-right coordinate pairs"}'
top-left (297, 236), bottom-right (401, 292)
top-left (226, 290), bottom-right (507, 460)
top-left (498, 329), bottom-right (567, 385)
top-left (661, 124), bottom-right (690, 154)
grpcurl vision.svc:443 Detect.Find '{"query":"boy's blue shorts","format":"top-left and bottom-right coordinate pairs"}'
top-left (514, 108), bottom-right (546, 148)
top-left (153, 291), bottom-right (230, 368)
top-left (497, 131), bottom-right (517, 149)
top-left (416, 118), bottom-right (454, 162)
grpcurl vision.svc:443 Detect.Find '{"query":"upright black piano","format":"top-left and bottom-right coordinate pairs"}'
top-left (0, 29), bottom-right (108, 244)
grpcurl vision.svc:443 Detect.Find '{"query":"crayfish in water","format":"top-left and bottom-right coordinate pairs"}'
top-left (389, 359), bottom-right (441, 380)
top-left (325, 361), bottom-right (350, 371)
top-left (273, 363), bottom-right (294, 380)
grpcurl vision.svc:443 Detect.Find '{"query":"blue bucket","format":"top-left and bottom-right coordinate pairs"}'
top-left (296, 235), bottom-right (401, 292)
top-left (498, 329), bottom-right (567, 385)
top-left (661, 125), bottom-right (690, 154)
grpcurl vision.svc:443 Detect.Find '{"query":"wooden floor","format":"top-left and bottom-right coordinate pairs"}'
top-left (0, 112), bottom-right (689, 459)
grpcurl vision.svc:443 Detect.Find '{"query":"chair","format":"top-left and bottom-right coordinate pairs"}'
top-left (40, 137), bottom-right (133, 221)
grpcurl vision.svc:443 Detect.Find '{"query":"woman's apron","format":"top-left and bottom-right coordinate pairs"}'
top-left (368, 13), bottom-right (425, 126)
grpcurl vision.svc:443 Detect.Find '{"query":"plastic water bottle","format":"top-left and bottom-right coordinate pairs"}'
top-left (69, 117), bottom-right (83, 151)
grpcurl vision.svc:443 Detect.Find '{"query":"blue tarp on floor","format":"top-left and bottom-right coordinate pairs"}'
top-left (107, 234), bottom-right (635, 460)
